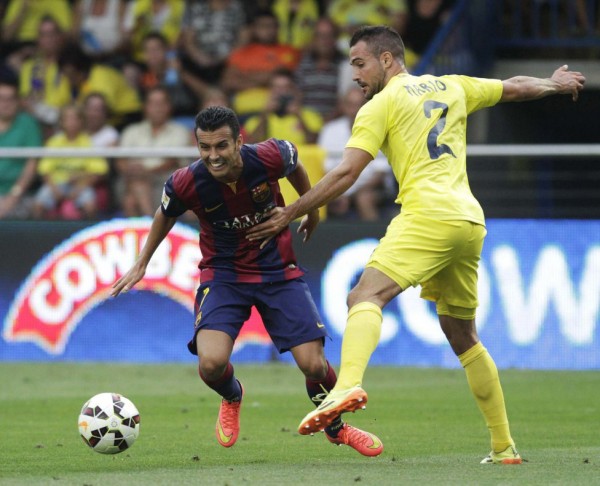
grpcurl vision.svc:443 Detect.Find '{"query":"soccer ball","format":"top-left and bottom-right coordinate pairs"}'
top-left (78, 392), bottom-right (140, 454)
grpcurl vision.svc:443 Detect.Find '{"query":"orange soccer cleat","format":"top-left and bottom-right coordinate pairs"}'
top-left (215, 383), bottom-right (244, 447)
top-left (326, 423), bottom-right (384, 457)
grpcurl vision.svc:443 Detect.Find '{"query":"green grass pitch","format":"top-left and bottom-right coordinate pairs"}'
top-left (1, 362), bottom-right (599, 485)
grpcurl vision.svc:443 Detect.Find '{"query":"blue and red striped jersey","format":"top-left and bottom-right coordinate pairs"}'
top-left (161, 138), bottom-right (305, 284)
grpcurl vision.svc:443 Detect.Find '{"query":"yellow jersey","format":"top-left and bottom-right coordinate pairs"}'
top-left (78, 65), bottom-right (142, 116)
top-left (38, 133), bottom-right (109, 185)
top-left (2, 0), bottom-right (71, 42)
top-left (347, 73), bottom-right (503, 225)
top-left (19, 58), bottom-right (71, 108)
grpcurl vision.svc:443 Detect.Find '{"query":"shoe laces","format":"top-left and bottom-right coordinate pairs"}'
top-left (338, 424), bottom-right (372, 447)
top-left (311, 392), bottom-right (328, 405)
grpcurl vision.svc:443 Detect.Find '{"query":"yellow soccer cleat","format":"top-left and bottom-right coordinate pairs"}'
top-left (480, 444), bottom-right (523, 464)
top-left (298, 385), bottom-right (368, 435)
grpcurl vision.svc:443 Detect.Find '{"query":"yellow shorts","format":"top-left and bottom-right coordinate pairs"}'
top-left (366, 213), bottom-right (486, 314)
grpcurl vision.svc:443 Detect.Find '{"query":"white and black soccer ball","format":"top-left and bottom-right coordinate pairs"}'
top-left (78, 392), bottom-right (140, 454)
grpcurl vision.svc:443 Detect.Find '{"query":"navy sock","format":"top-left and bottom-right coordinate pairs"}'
top-left (305, 360), bottom-right (343, 436)
top-left (199, 362), bottom-right (242, 402)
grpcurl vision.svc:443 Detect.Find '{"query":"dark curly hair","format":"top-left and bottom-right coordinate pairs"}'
top-left (194, 106), bottom-right (240, 140)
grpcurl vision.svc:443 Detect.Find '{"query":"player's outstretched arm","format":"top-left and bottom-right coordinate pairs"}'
top-left (111, 208), bottom-right (178, 297)
top-left (501, 65), bottom-right (585, 103)
top-left (247, 147), bottom-right (372, 246)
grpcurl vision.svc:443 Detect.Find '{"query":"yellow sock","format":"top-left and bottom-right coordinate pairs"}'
top-left (459, 342), bottom-right (514, 452)
top-left (334, 302), bottom-right (383, 390)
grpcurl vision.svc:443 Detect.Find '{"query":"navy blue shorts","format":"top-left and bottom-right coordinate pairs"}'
top-left (187, 278), bottom-right (328, 355)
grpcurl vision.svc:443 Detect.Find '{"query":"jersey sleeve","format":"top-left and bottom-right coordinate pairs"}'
top-left (449, 75), bottom-right (503, 114)
top-left (160, 170), bottom-right (189, 217)
top-left (258, 138), bottom-right (299, 178)
top-left (345, 96), bottom-right (388, 159)
top-left (276, 139), bottom-right (299, 177)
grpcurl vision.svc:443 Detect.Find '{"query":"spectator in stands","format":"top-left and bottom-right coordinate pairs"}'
top-left (71, 0), bottom-right (129, 63)
top-left (18, 16), bottom-right (71, 129)
top-left (200, 87), bottom-right (232, 109)
top-left (221, 9), bottom-right (301, 116)
top-left (295, 16), bottom-right (349, 121)
top-left (58, 44), bottom-right (142, 129)
top-left (317, 86), bottom-right (393, 221)
top-left (0, 78), bottom-right (42, 219)
top-left (123, 0), bottom-right (185, 62)
top-left (0, 41), bottom-right (35, 85)
top-left (199, 86), bottom-right (249, 141)
top-left (403, 0), bottom-right (455, 58)
top-left (33, 104), bottom-right (109, 220)
top-left (82, 92), bottom-right (119, 215)
top-left (327, 0), bottom-right (408, 53)
top-left (82, 92), bottom-right (119, 148)
top-left (1, 0), bottom-right (72, 44)
top-left (178, 0), bottom-right (248, 85)
top-left (244, 68), bottom-right (323, 146)
top-left (139, 32), bottom-right (207, 119)
top-left (272, 0), bottom-right (320, 49)
top-left (241, 0), bottom-right (278, 21)
top-left (116, 86), bottom-right (192, 217)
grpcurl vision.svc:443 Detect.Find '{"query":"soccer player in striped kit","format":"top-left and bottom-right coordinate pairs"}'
top-left (112, 106), bottom-right (383, 456)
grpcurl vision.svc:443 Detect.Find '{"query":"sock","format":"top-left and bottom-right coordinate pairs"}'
top-left (459, 342), bottom-right (514, 452)
top-left (199, 362), bottom-right (242, 402)
top-left (335, 302), bottom-right (383, 391)
top-left (305, 360), bottom-right (343, 436)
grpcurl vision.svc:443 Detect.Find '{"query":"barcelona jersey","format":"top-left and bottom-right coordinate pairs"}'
top-left (161, 138), bottom-right (305, 284)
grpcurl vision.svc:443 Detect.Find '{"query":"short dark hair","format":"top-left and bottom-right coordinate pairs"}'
top-left (143, 85), bottom-right (172, 105)
top-left (350, 25), bottom-right (405, 63)
top-left (83, 91), bottom-right (111, 116)
top-left (252, 9), bottom-right (278, 24)
top-left (58, 43), bottom-right (92, 74)
top-left (39, 15), bottom-right (62, 32)
top-left (195, 106), bottom-right (240, 140)
top-left (0, 77), bottom-right (19, 91)
top-left (142, 31), bottom-right (169, 47)
top-left (270, 67), bottom-right (296, 83)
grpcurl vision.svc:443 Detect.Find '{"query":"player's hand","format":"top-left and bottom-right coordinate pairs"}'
top-left (246, 206), bottom-right (293, 249)
top-left (552, 65), bottom-right (585, 101)
top-left (297, 209), bottom-right (319, 243)
top-left (111, 261), bottom-right (146, 297)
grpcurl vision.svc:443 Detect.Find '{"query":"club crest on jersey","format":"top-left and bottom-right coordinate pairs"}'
top-left (250, 182), bottom-right (271, 203)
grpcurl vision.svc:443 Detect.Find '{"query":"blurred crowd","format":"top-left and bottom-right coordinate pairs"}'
top-left (0, 0), bottom-right (455, 222)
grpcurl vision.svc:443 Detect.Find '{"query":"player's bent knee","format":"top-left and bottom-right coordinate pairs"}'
top-left (198, 357), bottom-right (228, 381)
top-left (298, 357), bottom-right (328, 381)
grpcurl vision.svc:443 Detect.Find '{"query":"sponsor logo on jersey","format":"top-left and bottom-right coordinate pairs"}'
top-left (205, 203), bottom-right (224, 213)
top-left (213, 204), bottom-right (275, 230)
top-left (161, 188), bottom-right (170, 210)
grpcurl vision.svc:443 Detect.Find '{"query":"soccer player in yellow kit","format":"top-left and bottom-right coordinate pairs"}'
top-left (246, 25), bottom-right (585, 463)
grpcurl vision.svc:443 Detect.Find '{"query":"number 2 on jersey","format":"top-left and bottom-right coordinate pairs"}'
top-left (423, 100), bottom-right (456, 160)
